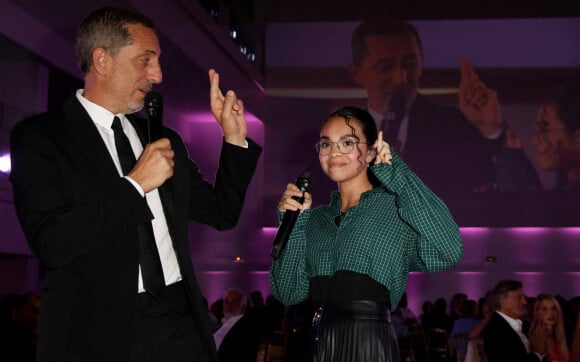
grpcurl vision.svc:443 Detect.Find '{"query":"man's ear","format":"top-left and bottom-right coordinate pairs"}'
top-left (92, 47), bottom-right (108, 75)
top-left (347, 62), bottom-right (363, 86)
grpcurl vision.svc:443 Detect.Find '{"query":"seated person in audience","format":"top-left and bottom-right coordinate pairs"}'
top-left (213, 288), bottom-right (259, 362)
top-left (392, 292), bottom-right (420, 355)
top-left (431, 297), bottom-right (453, 332)
top-left (531, 81), bottom-right (580, 190)
top-left (483, 280), bottom-right (545, 362)
top-left (391, 292), bottom-right (419, 351)
top-left (450, 299), bottom-right (481, 360)
top-left (469, 291), bottom-right (493, 340)
top-left (528, 294), bottom-right (569, 362)
top-left (0, 292), bottom-right (41, 362)
top-left (394, 292), bottom-right (420, 333)
top-left (210, 298), bottom-right (224, 326)
top-left (450, 293), bottom-right (468, 326)
top-left (420, 300), bottom-right (435, 328)
top-left (203, 296), bottom-right (219, 332)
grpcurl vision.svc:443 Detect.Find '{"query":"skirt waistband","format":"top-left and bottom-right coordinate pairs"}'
top-left (314, 300), bottom-right (391, 323)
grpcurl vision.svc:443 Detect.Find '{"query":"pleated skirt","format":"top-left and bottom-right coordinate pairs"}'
top-left (311, 300), bottom-right (400, 362)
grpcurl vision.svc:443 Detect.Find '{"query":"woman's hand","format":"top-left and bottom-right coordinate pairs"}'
top-left (277, 183), bottom-right (312, 212)
top-left (373, 131), bottom-right (393, 166)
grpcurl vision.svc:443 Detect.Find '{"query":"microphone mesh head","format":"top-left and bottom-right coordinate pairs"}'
top-left (144, 91), bottom-right (163, 118)
top-left (386, 92), bottom-right (406, 121)
top-left (296, 171), bottom-right (314, 193)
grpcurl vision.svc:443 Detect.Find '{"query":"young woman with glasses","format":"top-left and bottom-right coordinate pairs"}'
top-left (269, 106), bottom-right (463, 362)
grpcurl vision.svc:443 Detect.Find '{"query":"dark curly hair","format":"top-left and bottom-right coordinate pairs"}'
top-left (323, 106), bottom-right (381, 186)
top-left (542, 80), bottom-right (580, 133)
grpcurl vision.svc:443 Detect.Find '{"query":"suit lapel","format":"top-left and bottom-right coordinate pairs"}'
top-left (62, 96), bottom-right (177, 230)
top-left (62, 95), bottom-right (121, 179)
top-left (495, 313), bottom-right (529, 355)
top-left (407, 94), bottom-right (430, 139)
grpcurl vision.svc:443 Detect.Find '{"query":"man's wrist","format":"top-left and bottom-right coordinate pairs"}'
top-left (124, 176), bottom-right (145, 197)
top-left (480, 120), bottom-right (506, 139)
top-left (224, 136), bottom-right (248, 148)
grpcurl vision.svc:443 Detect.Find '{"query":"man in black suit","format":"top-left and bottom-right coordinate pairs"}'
top-left (348, 21), bottom-right (528, 196)
top-left (213, 289), bottom-right (260, 362)
top-left (9, 7), bottom-right (261, 362)
top-left (483, 279), bottom-right (545, 361)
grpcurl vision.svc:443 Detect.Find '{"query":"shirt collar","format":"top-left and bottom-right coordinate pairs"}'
top-left (76, 89), bottom-right (125, 129)
top-left (367, 104), bottom-right (385, 125)
top-left (497, 311), bottom-right (523, 332)
top-left (221, 313), bottom-right (244, 326)
top-left (366, 93), bottom-right (418, 122)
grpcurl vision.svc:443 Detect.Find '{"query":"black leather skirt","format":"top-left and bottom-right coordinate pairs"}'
top-left (311, 300), bottom-right (400, 362)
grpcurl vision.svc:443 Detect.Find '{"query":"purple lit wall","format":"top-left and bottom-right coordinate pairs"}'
top-left (266, 18), bottom-right (580, 68)
top-left (405, 227), bottom-right (580, 313)
top-left (169, 110), bottom-right (268, 305)
top-left (195, 227), bottom-right (580, 312)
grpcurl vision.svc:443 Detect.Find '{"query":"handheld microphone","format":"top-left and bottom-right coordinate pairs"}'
top-left (386, 92), bottom-right (406, 123)
top-left (144, 91), bottom-right (163, 142)
top-left (270, 171), bottom-right (314, 260)
top-left (383, 92), bottom-right (406, 147)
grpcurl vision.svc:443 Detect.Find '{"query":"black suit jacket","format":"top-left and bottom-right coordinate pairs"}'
top-left (9, 95), bottom-right (262, 362)
top-left (483, 312), bottom-right (543, 362)
top-left (217, 316), bottom-right (260, 362)
top-left (401, 94), bottom-right (501, 197)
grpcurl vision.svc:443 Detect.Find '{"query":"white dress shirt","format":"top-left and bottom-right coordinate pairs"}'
top-left (76, 90), bottom-right (182, 293)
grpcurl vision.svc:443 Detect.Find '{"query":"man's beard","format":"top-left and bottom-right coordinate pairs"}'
top-left (126, 102), bottom-right (144, 114)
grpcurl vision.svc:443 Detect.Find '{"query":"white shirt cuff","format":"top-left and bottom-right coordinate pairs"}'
top-left (124, 176), bottom-right (145, 197)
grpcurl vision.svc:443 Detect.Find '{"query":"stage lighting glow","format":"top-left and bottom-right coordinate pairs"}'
top-left (0, 153), bottom-right (11, 173)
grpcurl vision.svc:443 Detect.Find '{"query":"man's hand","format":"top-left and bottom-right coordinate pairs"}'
top-left (128, 138), bottom-right (174, 193)
top-left (459, 59), bottom-right (503, 137)
top-left (208, 68), bottom-right (248, 146)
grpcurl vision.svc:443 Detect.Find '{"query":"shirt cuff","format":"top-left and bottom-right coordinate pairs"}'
top-left (224, 139), bottom-right (249, 148)
top-left (124, 176), bottom-right (145, 197)
top-left (484, 120), bottom-right (507, 140)
top-left (533, 352), bottom-right (545, 361)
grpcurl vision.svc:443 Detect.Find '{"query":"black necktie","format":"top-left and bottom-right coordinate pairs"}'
top-left (111, 116), bottom-right (165, 296)
top-left (381, 93), bottom-right (406, 152)
top-left (380, 115), bottom-right (402, 152)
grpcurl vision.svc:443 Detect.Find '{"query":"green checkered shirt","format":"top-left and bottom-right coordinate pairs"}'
top-left (269, 151), bottom-right (463, 310)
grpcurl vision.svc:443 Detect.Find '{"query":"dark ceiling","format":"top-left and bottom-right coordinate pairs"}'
top-left (255, 0), bottom-right (580, 22)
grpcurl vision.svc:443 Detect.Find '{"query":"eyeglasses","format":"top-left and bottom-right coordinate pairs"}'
top-left (314, 139), bottom-right (370, 155)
